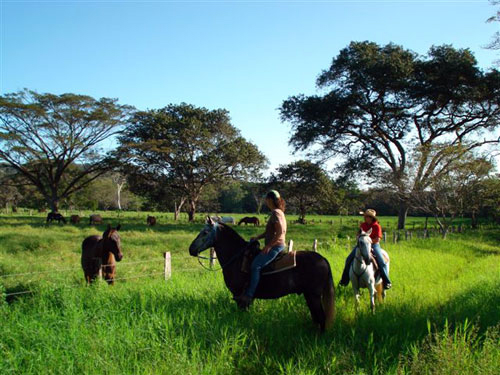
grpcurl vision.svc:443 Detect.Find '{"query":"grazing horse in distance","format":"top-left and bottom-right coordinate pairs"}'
top-left (70, 215), bottom-right (81, 224)
top-left (46, 212), bottom-right (66, 224)
top-left (238, 216), bottom-right (260, 226)
top-left (147, 215), bottom-right (157, 226)
top-left (89, 214), bottom-right (103, 225)
top-left (189, 217), bottom-right (335, 332)
top-left (81, 224), bottom-right (123, 285)
top-left (350, 229), bottom-right (390, 314)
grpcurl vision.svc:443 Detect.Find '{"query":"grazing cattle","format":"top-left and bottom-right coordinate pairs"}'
top-left (147, 215), bottom-right (157, 226)
top-left (238, 216), bottom-right (260, 226)
top-left (46, 212), bottom-right (66, 224)
top-left (81, 224), bottom-right (123, 285)
top-left (70, 215), bottom-right (81, 224)
top-left (89, 214), bottom-right (103, 225)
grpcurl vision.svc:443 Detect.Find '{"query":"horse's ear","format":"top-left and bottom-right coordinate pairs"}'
top-left (366, 228), bottom-right (373, 236)
top-left (360, 230), bottom-right (366, 235)
top-left (206, 216), bottom-right (214, 225)
top-left (116, 224), bottom-right (121, 231)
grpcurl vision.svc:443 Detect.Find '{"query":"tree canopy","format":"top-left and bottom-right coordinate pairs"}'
top-left (281, 42), bottom-right (500, 229)
top-left (0, 90), bottom-right (132, 211)
top-left (118, 103), bottom-right (268, 220)
top-left (270, 160), bottom-right (335, 223)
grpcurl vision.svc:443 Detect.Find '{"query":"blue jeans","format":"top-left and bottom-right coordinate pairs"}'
top-left (340, 243), bottom-right (391, 285)
top-left (245, 245), bottom-right (285, 297)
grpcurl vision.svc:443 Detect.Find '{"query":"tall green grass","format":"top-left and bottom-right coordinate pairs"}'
top-left (0, 213), bottom-right (499, 374)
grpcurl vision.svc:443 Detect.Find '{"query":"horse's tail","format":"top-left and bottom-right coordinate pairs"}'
top-left (322, 262), bottom-right (336, 330)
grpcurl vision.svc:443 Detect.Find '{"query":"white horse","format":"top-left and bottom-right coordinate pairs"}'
top-left (210, 216), bottom-right (235, 224)
top-left (349, 229), bottom-right (390, 313)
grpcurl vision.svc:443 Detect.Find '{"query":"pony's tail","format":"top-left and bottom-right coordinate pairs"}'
top-left (321, 263), bottom-right (336, 330)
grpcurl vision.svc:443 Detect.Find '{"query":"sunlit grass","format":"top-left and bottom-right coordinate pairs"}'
top-left (0, 212), bottom-right (499, 374)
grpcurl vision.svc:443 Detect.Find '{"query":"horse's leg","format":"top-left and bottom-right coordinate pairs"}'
top-left (304, 293), bottom-right (326, 331)
top-left (368, 280), bottom-right (376, 314)
top-left (375, 282), bottom-right (384, 303)
top-left (352, 284), bottom-right (361, 313)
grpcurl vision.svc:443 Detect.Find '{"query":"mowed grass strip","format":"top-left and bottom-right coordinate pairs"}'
top-left (0, 213), bottom-right (499, 374)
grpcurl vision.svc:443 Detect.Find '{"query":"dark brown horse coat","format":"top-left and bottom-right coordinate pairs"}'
top-left (147, 216), bottom-right (157, 226)
top-left (81, 225), bottom-right (123, 285)
top-left (238, 217), bottom-right (260, 226)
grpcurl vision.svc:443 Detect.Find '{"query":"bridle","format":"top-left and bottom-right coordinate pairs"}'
top-left (195, 223), bottom-right (248, 271)
top-left (351, 235), bottom-right (372, 279)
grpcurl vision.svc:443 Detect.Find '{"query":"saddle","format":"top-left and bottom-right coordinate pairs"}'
top-left (241, 241), bottom-right (297, 275)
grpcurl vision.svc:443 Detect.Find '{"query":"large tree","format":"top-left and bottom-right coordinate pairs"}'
top-left (270, 160), bottom-right (334, 223)
top-left (281, 42), bottom-right (500, 229)
top-left (0, 90), bottom-right (132, 211)
top-left (118, 103), bottom-right (267, 221)
top-left (411, 151), bottom-right (494, 237)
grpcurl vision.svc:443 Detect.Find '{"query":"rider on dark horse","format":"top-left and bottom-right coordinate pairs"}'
top-left (235, 190), bottom-right (287, 308)
top-left (339, 209), bottom-right (392, 290)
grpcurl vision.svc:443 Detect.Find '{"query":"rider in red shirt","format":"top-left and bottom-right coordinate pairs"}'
top-left (339, 209), bottom-right (392, 289)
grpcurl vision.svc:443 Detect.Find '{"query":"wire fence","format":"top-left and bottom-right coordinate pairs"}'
top-left (0, 256), bottom-right (177, 298)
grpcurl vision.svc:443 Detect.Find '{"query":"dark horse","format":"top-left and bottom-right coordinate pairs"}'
top-left (189, 217), bottom-right (335, 331)
top-left (238, 216), bottom-right (260, 226)
top-left (147, 215), bottom-right (157, 226)
top-left (46, 212), bottom-right (66, 224)
top-left (81, 224), bottom-right (123, 285)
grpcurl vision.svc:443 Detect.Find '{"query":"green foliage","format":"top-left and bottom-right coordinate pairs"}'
top-left (281, 42), bottom-right (500, 228)
top-left (0, 213), bottom-right (498, 374)
top-left (0, 90), bottom-right (132, 211)
top-left (118, 103), bottom-right (268, 220)
top-left (270, 160), bottom-right (337, 222)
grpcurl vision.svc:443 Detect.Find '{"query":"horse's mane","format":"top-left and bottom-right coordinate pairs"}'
top-left (218, 223), bottom-right (248, 246)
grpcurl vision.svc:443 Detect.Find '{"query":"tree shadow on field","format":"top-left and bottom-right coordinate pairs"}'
top-left (136, 279), bottom-right (500, 373)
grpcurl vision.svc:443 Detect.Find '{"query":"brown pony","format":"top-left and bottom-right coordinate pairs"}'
top-left (81, 224), bottom-right (123, 285)
top-left (147, 215), bottom-right (157, 226)
top-left (238, 216), bottom-right (260, 226)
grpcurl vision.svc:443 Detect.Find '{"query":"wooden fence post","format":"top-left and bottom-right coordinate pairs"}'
top-left (313, 239), bottom-right (318, 252)
top-left (288, 239), bottom-right (294, 252)
top-left (346, 235), bottom-right (351, 251)
top-left (405, 231), bottom-right (409, 241)
top-left (383, 232), bottom-right (387, 243)
top-left (392, 231), bottom-right (397, 244)
top-left (164, 252), bottom-right (171, 280)
top-left (409, 231), bottom-right (412, 240)
top-left (210, 248), bottom-right (216, 268)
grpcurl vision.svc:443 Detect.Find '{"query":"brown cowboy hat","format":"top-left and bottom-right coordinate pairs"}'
top-left (360, 209), bottom-right (377, 219)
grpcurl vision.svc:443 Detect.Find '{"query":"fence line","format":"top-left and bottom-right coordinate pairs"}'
top-left (0, 258), bottom-right (163, 279)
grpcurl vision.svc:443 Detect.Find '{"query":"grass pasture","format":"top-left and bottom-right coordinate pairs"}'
top-left (0, 211), bottom-right (499, 374)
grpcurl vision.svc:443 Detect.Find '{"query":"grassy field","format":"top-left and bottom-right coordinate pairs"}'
top-left (0, 211), bottom-right (499, 374)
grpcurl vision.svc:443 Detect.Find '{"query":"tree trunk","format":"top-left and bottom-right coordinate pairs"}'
top-left (397, 200), bottom-right (409, 230)
top-left (187, 200), bottom-right (196, 222)
top-left (174, 198), bottom-right (186, 221)
top-left (49, 196), bottom-right (59, 212)
top-left (471, 210), bottom-right (478, 229)
top-left (116, 182), bottom-right (125, 210)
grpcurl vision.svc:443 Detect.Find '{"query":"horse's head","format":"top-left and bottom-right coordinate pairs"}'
top-left (102, 224), bottom-right (123, 262)
top-left (189, 216), bottom-right (218, 256)
top-left (357, 229), bottom-right (373, 265)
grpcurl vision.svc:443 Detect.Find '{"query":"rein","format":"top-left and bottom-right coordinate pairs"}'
top-left (195, 223), bottom-right (249, 272)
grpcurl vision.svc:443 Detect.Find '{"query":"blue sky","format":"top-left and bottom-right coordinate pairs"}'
top-left (1, 0), bottom-right (498, 171)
